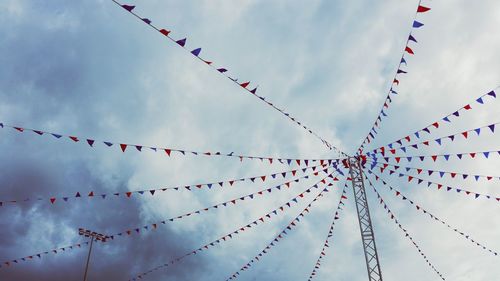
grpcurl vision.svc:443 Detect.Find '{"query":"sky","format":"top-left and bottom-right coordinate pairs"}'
top-left (0, 0), bottom-right (499, 280)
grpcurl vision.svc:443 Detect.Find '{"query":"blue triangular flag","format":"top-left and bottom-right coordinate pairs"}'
top-left (176, 38), bottom-right (187, 47)
top-left (191, 48), bottom-right (201, 56)
top-left (413, 20), bottom-right (424, 28)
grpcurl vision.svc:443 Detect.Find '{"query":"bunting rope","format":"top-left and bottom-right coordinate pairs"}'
top-left (128, 171), bottom-right (343, 280)
top-left (0, 162), bottom-right (333, 207)
top-left (368, 121), bottom-right (498, 157)
top-left (0, 123), bottom-right (344, 165)
top-left (110, 1), bottom-right (343, 153)
top-left (0, 241), bottom-right (90, 269)
top-left (367, 171), bottom-right (499, 257)
top-left (366, 88), bottom-right (498, 155)
top-left (364, 173), bottom-right (446, 280)
top-left (100, 166), bottom-right (341, 241)
top-left (367, 149), bottom-right (500, 164)
top-left (371, 161), bottom-right (500, 183)
top-left (223, 182), bottom-right (348, 281)
top-left (366, 165), bottom-right (500, 203)
top-left (306, 183), bottom-right (348, 281)
top-left (1, 170), bottom-right (341, 272)
top-left (357, 0), bottom-right (432, 153)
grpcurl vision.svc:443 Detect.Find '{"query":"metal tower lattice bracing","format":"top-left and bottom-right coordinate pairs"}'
top-left (348, 157), bottom-right (383, 281)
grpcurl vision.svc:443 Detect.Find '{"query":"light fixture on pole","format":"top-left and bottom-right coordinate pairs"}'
top-left (78, 228), bottom-right (109, 281)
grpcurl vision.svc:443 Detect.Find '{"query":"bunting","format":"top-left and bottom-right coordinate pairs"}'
top-left (364, 175), bottom-right (446, 280)
top-left (0, 162), bottom-right (333, 207)
top-left (368, 171), bottom-right (499, 257)
top-left (370, 161), bottom-right (500, 183)
top-left (0, 241), bottom-right (89, 269)
top-left (102, 167), bottom-right (341, 241)
top-left (357, 1), bottom-right (432, 153)
top-left (368, 88), bottom-right (497, 155)
top-left (307, 184), bottom-right (348, 281)
top-left (110, 0), bottom-right (342, 152)
top-left (0, 123), bottom-right (343, 165)
top-left (224, 183), bottom-right (348, 281)
top-left (366, 167), bottom-right (500, 203)
top-left (369, 121), bottom-right (498, 156)
top-left (366, 149), bottom-right (500, 164)
top-left (128, 172), bottom-right (343, 281)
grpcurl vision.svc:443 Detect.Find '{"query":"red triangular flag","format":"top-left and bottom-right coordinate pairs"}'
top-left (159, 29), bottom-right (171, 36)
top-left (417, 5), bottom-right (431, 13)
top-left (405, 46), bottom-right (414, 55)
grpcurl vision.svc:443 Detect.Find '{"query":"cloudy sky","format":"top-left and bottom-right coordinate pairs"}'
top-left (0, 0), bottom-right (499, 280)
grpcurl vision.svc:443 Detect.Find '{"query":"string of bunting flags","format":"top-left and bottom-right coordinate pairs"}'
top-left (364, 175), bottom-right (446, 280)
top-left (129, 171), bottom-right (343, 281)
top-left (369, 121), bottom-right (498, 156)
top-left (111, 0), bottom-right (340, 152)
top-left (0, 122), bottom-right (343, 165)
top-left (357, 1), bottom-right (432, 153)
top-left (366, 149), bottom-right (500, 165)
top-left (1, 170), bottom-right (341, 271)
top-left (366, 167), bottom-right (500, 203)
top-left (0, 241), bottom-right (89, 269)
top-left (367, 172), bottom-right (499, 257)
top-left (101, 166), bottom-right (342, 241)
top-left (0, 162), bottom-right (334, 207)
top-left (371, 161), bottom-right (500, 183)
top-left (224, 182), bottom-right (348, 281)
top-left (307, 183), bottom-right (348, 281)
top-left (366, 88), bottom-right (497, 155)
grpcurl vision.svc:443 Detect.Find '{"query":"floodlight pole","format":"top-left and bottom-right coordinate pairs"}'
top-left (79, 228), bottom-right (108, 281)
top-left (83, 236), bottom-right (94, 281)
top-left (347, 156), bottom-right (383, 281)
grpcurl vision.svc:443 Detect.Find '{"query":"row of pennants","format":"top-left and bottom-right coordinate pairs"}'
top-left (374, 162), bottom-right (500, 182)
top-left (364, 177), bottom-right (445, 280)
top-left (358, 1), bottom-right (432, 152)
top-left (0, 123), bottom-right (341, 165)
top-left (367, 89), bottom-right (497, 155)
top-left (225, 184), bottom-right (348, 280)
top-left (2, 171), bottom-right (343, 271)
top-left (0, 163), bottom-right (337, 207)
top-left (367, 150), bottom-right (500, 165)
top-left (104, 167), bottom-right (339, 243)
top-left (307, 184), bottom-right (348, 281)
top-left (368, 171), bottom-right (499, 257)
top-left (366, 167), bottom-right (500, 203)
top-left (131, 172), bottom-right (343, 280)
top-left (370, 121), bottom-right (497, 156)
top-left (0, 242), bottom-right (89, 268)
top-left (112, 0), bottom-right (337, 152)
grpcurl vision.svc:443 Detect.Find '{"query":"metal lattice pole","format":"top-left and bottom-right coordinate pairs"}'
top-left (347, 157), bottom-right (383, 281)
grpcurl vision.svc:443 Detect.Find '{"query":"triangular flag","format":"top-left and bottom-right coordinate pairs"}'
top-left (121, 5), bottom-right (135, 12)
top-left (413, 21), bottom-right (424, 28)
top-left (191, 48), bottom-right (201, 56)
top-left (417, 5), bottom-right (431, 13)
top-left (176, 38), bottom-right (187, 47)
top-left (159, 29), bottom-right (170, 36)
top-left (405, 46), bottom-right (414, 55)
